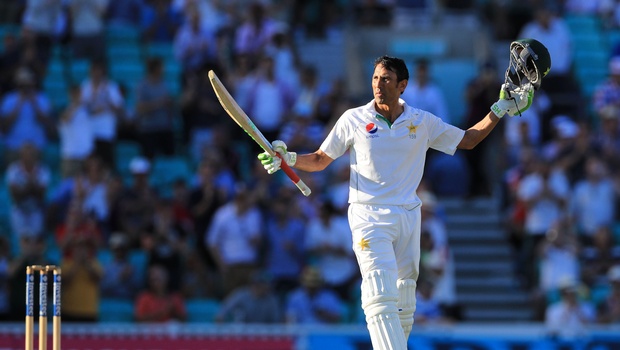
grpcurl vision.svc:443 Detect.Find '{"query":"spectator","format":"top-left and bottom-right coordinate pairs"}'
top-left (189, 159), bottom-right (226, 267)
top-left (245, 55), bottom-right (295, 145)
top-left (60, 237), bottom-right (104, 322)
top-left (580, 226), bottom-right (620, 288)
top-left (105, 0), bottom-right (144, 27)
top-left (5, 143), bottom-right (50, 239)
top-left (545, 278), bottom-right (595, 339)
top-left (401, 58), bottom-right (450, 124)
top-left (541, 116), bottom-right (581, 171)
top-left (116, 156), bottom-right (158, 246)
top-left (67, 0), bottom-right (109, 61)
top-left (414, 277), bottom-right (447, 325)
top-left (462, 61), bottom-right (502, 196)
top-left (58, 85), bottom-right (95, 179)
top-left (593, 106), bottom-right (620, 170)
top-left (305, 201), bottom-right (356, 301)
top-left (593, 57), bottom-right (620, 126)
top-left (206, 184), bottom-right (262, 296)
top-left (556, 121), bottom-right (595, 186)
top-left (21, 0), bottom-right (63, 66)
top-left (179, 63), bottom-right (227, 157)
top-left (215, 271), bottom-right (282, 323)
top-left (142, 198), bottom-right (188, 292)
top-left (264, 191), bottom-right (306, 297)
top-left (55, 194), bottom-right (105, 258)
top-left (570, 156), bottom-right (615, 243)
top-left (419, 190), bottom-right (458, 319)
top-left (266, 31), bottom-right (300, 90)
top-left (228, 53), bottom-right (257, 112)
top-left (517, 154), bottom-right (570, 289)
top-left (141, 0), bottom-right (183, 43)
top-left (181, 250), bottom-right (217, 299)
top-left (0, 67), bottom-right (52, 157)
top-left (503, 88), bottom-right (551, 167)
top-left (538, 220), bottom-right (581, 296)
top-left (234, 2), bottom-right (280, 60)
top-left (518, 3), bottom-right (576, 118)
top-left (46, 154), bottom-right (111, 236)
top-left (173, 8), bottom-right (215, 81)
top-left (135, 264), bottom-right (187, 322)
top-left (100, 232), bottom-right (143, 299)
top-left (597, 265), bottom-right (620, 323)
top-left (170, 178), bottom-right (193, 234)
top-left (80, 59), bottom-right (125, 169)
top-left (134, 57), bottom-right (176, 159)
top-left (285, 266), bottom-right (344, 324)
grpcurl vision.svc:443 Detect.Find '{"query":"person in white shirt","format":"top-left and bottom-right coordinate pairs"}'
top-left (517, 154), bottom-right (570, 289)
top-left (257, 55), bottom-right (537, 349)
top-left (67, 0), bottom-right (109, 61)
top-left (80, 60), bottom-right (124, 169)
top-left (401, 58), bottom-right (450, 124)
top-left (545, 278), bottom-right (595, 339)
top-left (205, 185), bottom-right (263, 296)
top-left (570, 156), bottom-right (615, 243)
top-left (59, 85), bottom-right (94, 178)
top-left (5, 143), bottom-right (50, 239)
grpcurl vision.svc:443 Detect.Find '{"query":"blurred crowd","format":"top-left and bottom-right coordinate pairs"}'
top-left (0, 0), bottom-right (617, 330)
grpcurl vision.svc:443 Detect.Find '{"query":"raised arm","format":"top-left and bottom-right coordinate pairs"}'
top-left (458, 83), bottom-right (534, 150)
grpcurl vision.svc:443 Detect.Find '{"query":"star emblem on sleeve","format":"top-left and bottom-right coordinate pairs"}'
top-left (359, 238), bottom-right (370, 251)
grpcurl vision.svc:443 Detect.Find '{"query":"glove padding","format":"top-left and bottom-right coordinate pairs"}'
top-left (490, 83), bottom-right (534, 118)
top-left (257, 140), bottom-right (297, 174)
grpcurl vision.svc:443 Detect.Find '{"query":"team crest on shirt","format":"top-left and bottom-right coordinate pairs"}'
top-left (407, 123), bottom-right (418, 139)
top-left (365, 123), bottom-right (379, 138)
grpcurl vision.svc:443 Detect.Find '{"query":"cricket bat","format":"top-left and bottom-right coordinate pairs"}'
top-left (208, 70), bottom-right (312, 196)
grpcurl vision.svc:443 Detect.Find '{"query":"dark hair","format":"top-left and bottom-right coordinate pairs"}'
top-left (374, 55), bottom-right (409, 82)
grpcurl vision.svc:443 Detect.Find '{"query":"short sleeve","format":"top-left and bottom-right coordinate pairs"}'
top-left (427, 114), bottom-right (465, 155)
top-left (320, 113), bottom-right (353, 160)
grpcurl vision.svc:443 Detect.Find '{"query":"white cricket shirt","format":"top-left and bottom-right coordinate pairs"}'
top-left (320, 99), bottom-right (465, 206)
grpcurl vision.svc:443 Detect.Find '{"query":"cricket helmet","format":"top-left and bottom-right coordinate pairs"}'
top-left (506, 38), bottom-right (551, 90)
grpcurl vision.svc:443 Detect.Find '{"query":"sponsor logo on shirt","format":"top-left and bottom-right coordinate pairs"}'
top-left (365, 123), bottom-right (379, 138)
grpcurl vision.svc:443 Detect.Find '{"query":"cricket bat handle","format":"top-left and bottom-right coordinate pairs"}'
top-left (277, 154), bottom-right (311, 196)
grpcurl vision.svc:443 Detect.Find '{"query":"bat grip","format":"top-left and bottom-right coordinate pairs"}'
top-left (277, 155), bottom-right (312, 196)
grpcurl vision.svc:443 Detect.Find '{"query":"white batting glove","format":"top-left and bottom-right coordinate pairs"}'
top-left (490, 83), bottom-right (534, 118)
top-left (257, 140), bottom-right (297, 174)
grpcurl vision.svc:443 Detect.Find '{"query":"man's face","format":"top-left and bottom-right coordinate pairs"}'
top-left (372, 64), bottom-right (406, 105)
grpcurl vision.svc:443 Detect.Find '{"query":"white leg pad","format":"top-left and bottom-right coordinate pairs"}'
top-left (397, 279), bottom-right (417, 340)
top-left (361, 270), bottom-right (408, 350)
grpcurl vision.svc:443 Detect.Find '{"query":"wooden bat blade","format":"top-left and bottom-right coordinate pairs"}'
top-left (208, 70), bottom-right (311, 196)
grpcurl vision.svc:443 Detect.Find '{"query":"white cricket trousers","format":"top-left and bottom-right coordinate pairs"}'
top-left (349, 203), bottom-right (421, 281)
top-left (349, 203), bottom-right (421, 350)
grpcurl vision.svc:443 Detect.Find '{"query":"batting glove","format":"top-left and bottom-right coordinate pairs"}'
top-left (257, 140), bottom-right (297, 174)
top-left (490, 83), bottom-right (534, 118)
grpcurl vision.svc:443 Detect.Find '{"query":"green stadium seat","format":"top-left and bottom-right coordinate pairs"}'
top-left (105, 23), bottom-right (141, 44)
top-left (150, 155), bottom-right (193, 190)
top-left (145, 42), bottom-right (174, 60)
top-left (107, 44), bottom-right (142, 61)
top-left (185, 299), bottom-right (220, 323)
top-left (69, 59), bottom-right (91, 84)
top-left (564, 14), bottom-right (601, 34)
